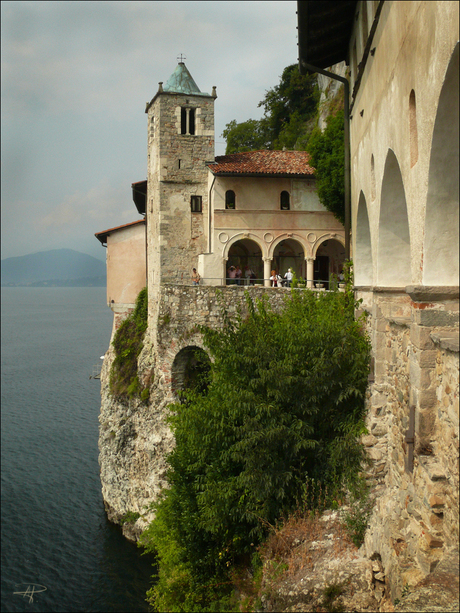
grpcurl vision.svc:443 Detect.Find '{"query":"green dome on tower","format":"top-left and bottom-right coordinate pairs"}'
top-left (163, 62), bottom-right (210, 96)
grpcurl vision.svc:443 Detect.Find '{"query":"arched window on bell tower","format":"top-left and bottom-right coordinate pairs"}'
top-left (189, 109), bottom-right (195, 135)
top-left (180, 107), bottom-right (196, 135)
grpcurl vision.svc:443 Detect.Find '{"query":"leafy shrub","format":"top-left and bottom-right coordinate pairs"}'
top-left (120, 511), bottom-right (140, 525)
top-left (141, 287), bottom-right (370, 610)
top-left (110, 287), bottom-right (148, 399)
top-left (307, 110), bottom-right (345, 224)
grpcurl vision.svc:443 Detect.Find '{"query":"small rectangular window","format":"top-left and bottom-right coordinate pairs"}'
top-left (191, 196), bottom-right (202, 213)
top-left (181, 108), bottom-right (187, 134)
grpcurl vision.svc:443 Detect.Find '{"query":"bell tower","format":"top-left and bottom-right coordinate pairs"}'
top-left (145, 61), bottom-right (216, 301)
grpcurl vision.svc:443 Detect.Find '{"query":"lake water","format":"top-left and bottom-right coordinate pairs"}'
top-left (1, 288), bottom-right (155, 612)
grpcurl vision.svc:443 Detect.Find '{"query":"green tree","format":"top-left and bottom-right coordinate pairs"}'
top-left (109, 287), bottom-right (148, 398)
top-left (141, 287), bottom-right (370, 611)
top-left (306, 110), bottom-right (345, 224)
top-left (222, 64), bottom-right (319, 153)
top-left (221, 118), bottom-right (268, 154)
top-left (259, 64), bottom-right (319, 149)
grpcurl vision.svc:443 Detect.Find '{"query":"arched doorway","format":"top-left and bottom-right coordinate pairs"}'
top-left (171, 346), bottom-right (211, 400)
top-left (272, 238), bottom-right (305, 280)
top-left (314, 239), bottom-right (346, 289)
top-left (227, 238), bottom-right (263, 284)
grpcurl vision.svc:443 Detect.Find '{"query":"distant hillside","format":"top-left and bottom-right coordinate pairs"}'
top-left (1, 249), bottom-right (106, 287)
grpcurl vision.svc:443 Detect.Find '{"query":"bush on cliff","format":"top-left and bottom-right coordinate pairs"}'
top-left (141, 284), bottom-right (370, 611)
top-left (109, 287), bottom-right (147, 399)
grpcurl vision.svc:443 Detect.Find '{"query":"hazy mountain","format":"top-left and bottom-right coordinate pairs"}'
top-left (1, 249), bottom-right (106, 286)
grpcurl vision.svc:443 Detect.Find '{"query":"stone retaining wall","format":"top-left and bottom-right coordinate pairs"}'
top-left (358, 288), bottom-right (459, 603)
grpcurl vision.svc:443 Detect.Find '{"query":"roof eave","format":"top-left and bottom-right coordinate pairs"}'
top-left (208, 171), bottom-right (315, 179)
top-left (146, 90), bottom-right (213, 113)
top-left (297, 0), bottom-right (357, 72)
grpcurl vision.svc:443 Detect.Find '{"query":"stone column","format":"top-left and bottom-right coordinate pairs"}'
top-left (263, 257), bottom-right (271, 287)
top-left (306, 257), bottom-right (315, 288)
top-left (223, 257), bottom-right (228, 286)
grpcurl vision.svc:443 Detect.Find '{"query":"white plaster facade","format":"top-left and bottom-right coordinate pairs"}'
top-left (199, 172), bottom-right (345, 287)
top-left (95, 219), bottom-right (146, 310)
top-left (349, 1), bottom-right (459, 290)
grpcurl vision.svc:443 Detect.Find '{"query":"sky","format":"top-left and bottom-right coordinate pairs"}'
top-left (1, 1), bottom-right (299, 262)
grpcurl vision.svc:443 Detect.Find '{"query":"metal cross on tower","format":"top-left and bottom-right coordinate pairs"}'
top-left (177, 53), bottom-right (186, 63)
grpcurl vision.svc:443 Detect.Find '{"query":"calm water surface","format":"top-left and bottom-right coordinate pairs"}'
top-left (1, 288), bottom-right (155, 612)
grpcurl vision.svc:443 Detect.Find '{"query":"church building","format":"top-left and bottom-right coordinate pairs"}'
top-left (95, 61), bottom-right (346, 313)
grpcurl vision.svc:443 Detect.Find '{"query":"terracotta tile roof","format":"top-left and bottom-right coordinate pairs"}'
top-left (208, 150), bottom-right (315, 177)
top-left (95, 219), bottom-right (145, 244)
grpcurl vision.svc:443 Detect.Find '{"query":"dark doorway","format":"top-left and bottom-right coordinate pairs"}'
top-left (314, 256), bottom-right (330, 288)
top-left (171, 346), bottom-right (211, 400)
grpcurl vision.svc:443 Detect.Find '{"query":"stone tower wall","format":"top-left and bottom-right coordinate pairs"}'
top-left (147, 92), bottom-right (214, 288)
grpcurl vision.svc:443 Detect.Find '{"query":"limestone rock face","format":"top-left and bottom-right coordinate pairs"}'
top-left (258, 511), bottom-right (382, 613)
top-left (98, 340), bottom-right (174, 541)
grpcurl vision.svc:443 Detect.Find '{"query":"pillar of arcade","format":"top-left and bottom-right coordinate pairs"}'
top-left (306, 257), bottom-right (315, 288)
top-left (263, 257), bottom-right (272, 287)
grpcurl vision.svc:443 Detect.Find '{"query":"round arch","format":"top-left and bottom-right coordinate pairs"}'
top-left (312, 235), bottom-right (346, 288)
top-left (171, 345), bottom-right (211, 399)
top-left (377, 149), bottom-right (411, 287)
top-left (423, 43), bottom-right (459, 286)
top-left (354, 191), bottom-right (373, 286)
top-left (223, 233), bottom-right (267, 260)
top-left (225, 235), bottom-right (264, 283)
top-left (312, 233), bottom-right (345, 258)
top-left (270, 236), bottom-right (307, 279)
top-left (268, 233), bottom-right (309, 259)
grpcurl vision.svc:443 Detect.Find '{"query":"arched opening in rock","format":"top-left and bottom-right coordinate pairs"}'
top-left (171, 346), bottom-right (211, 400)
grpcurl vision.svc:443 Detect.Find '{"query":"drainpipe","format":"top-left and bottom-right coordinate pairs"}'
top-left (299, 61), bottom-right (351, 262)
top-left (208, 173), bottom-right (216, 254)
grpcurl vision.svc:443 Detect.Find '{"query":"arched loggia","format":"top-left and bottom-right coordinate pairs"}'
top-left (226, 238), bottom-right (263, 284)
top-left (355, 191), bottom-right (373, 286)
top-left (423, 44), bottom-right (459, 286)
top-left (377, 150), bottom-right (411, 287)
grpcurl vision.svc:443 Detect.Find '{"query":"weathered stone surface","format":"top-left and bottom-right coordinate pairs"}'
top-left (258, 511), bottom-right (381, 613)
top-left (394, 548), bottom-right (459, 612)
top-left (430, 331), bottom-right (460, 353)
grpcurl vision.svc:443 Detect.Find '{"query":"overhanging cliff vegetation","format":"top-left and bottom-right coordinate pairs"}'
top-left (140, 278), bottom-right (371, 611)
